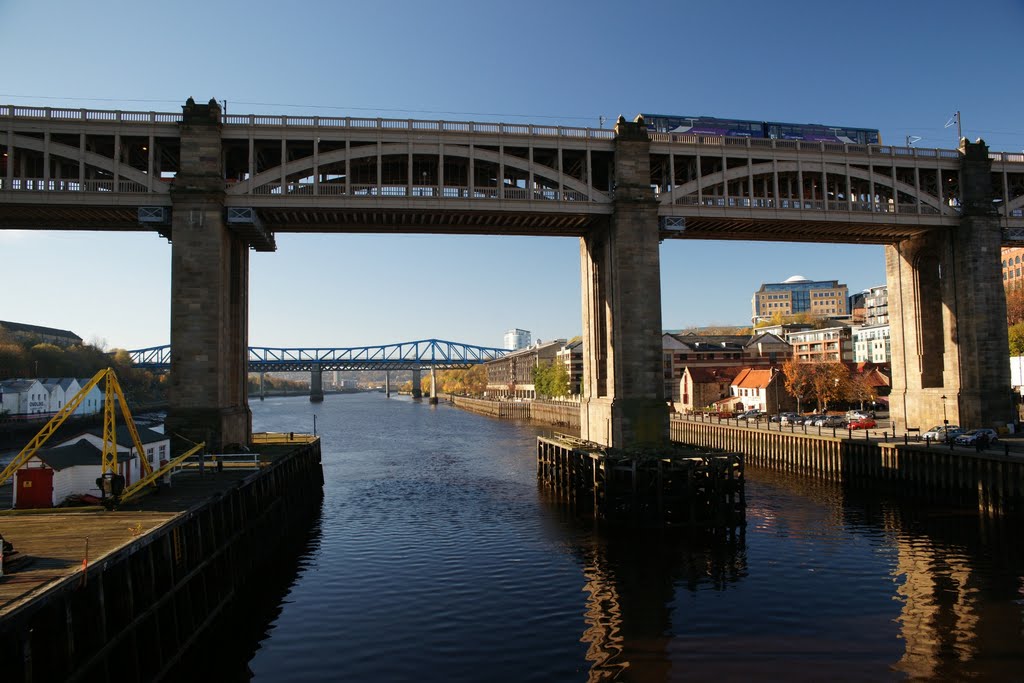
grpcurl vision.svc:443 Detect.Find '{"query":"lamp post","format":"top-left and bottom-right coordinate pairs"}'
top-left (941, 394), bottom-right (948, 426)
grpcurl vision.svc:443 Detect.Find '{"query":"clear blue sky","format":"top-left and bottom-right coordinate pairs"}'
top-left (2, 0), bottom-right (1022, 351)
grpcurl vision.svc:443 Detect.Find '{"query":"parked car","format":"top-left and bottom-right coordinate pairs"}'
top-left (922, 425), bottom-right (961, 441)
top-left (817, 415), bottom-right (847, 428)
top-left (737, 410), bottom-right (764, 421)
top-left (780, 413), bottom-right (802, 425)
top-left (953, 428), bottom-right (998, 446)
top-left (846, 410), bottom-right (874, 421)
top-left (849, 417), bottom-right (877, 429)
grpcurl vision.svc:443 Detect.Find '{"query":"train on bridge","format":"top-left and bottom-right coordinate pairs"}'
top-left (642, 113), bottom-right (881, 145)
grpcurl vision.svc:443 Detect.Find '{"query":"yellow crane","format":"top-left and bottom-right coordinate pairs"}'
top-left (0, 368), bottom-right (203, 508)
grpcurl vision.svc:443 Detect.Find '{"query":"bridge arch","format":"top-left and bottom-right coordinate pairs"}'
top-left (660, 160), bottom-right (951, 215)
top-left (1004, 195), bottom-right (1024, 216)
top-left (227, 143), bottom-right (610, 202)
top-left (10, 134), bottom-right (167, 193)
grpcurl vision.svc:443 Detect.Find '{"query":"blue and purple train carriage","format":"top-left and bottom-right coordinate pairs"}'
top-left (641, 113), bottom-right (881, 145)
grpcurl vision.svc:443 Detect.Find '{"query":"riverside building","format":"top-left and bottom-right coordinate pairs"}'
top-left (751, 276), bottom-right (849, 324)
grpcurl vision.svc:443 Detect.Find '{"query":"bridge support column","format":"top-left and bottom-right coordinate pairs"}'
top-left (385, 371), bottom-right (390, 397)
top-left (579, 116), bottom-right (667, 448)
top-left (411, 369), bottom-right (422, 399)
top-left (887, 138), bottom-right (1013, 432)
top-left (429, 367), bottom-right (438, 404)
top-left (166, 98), bottom-right (252, 450)
top-left (310, 364), bottom-right (324, 403)
top-left (259, 371), bottom-right (265, 401)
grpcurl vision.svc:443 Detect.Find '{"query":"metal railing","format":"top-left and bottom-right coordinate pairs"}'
top-left (6, 105), bottom-right (1024, 164)
top-left (0, 177), bottom-right (151, 193)
top-left (172, 452), bottom-right (264, 472)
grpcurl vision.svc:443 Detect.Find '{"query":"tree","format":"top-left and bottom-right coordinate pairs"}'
top-left (28, 343), bottom-right (68, 377)
top-left (847, 372), bottom-right (878, 409)
top-left (1007, 286), bottom-right (1024, 326)
top-left (809, 362), bottom-right (849, 411)
top-left (436, 365), bottom-right (488, 396)
top-left (0, 342), bottom-right (28, 377)
top-left (1010, 322), bottom-right (1024, 356)
top-left (533, 361), bottom-right (570, 399)
top-left (782, 359), bottom-right (814, 413)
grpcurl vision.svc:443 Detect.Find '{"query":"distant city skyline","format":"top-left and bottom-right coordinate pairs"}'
top-left (1, 0), bottom-right (1020, 351)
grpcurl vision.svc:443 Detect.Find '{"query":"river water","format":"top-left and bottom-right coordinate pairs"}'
top-left (190, 393), bottom-right (1024, 682)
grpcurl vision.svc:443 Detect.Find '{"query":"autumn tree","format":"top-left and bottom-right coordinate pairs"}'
top-left (1007, 286), bottom-right (1024, 326)
top-left (846, 372), bottom-right (879, 409)
top-left (0, 342), bottom-right (28, 377)
top-left (809, 362), bottom-right (850, 411)
top-left (782, 358), bottom-right (814, 413)
top-left (437, 365), bottom-right (488, 396)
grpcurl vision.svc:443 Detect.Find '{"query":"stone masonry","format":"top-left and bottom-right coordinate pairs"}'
top-left (165, 99), bottom-right (252, 450)
top-left (580, 116), bottom-right (668, 447)
top-left (887, 139), bottom-right (1014, 432)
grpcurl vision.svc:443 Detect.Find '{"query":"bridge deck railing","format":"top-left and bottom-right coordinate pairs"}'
top-left (7, 104), bottom-right (1022, 164)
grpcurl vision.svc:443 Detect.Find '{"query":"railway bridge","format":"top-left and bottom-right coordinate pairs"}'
top-left (4, 99), bottom-right (1022, 448)
top-left (129, 338), bottom-right (510, 402)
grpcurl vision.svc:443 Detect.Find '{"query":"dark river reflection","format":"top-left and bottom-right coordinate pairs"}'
top-left (179, 393), bottom-right (1024, 682)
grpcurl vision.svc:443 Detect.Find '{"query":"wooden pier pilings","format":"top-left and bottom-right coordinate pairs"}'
top-left (0, 440), bottom-right (324, 683)
top-left (670, 417), bottom-right (1024, 516)
top-left (537, 436), bottom-right (744, 528)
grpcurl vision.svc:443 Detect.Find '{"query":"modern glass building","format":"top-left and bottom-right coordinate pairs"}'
top-left (751, 275), bottom-right (848, 323)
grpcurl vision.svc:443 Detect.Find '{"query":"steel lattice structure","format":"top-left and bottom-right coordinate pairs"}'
top-left (128, 339), bottom-right (510, 372)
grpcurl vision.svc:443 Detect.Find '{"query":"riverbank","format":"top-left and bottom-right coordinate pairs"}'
top-left (0, 436), bottom-right (324, 682)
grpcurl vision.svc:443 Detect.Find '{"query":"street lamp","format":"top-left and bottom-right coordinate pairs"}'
top-left (941, 394), bottom-right (948, 425)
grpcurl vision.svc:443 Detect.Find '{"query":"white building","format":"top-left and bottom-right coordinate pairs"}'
top-left (40, 378), bottom-right (79, 416)
top-left (12, 424), bottom-right (171, 508)
top-left (74, 377), bottom-right (104, 416)
top-left (504, 328), bottom-right (532, 351)
top-left (72, 424), bottom-right (170, 473)
top-left (0, 379), bottom-right (48, 418)
top-left (853, 324), bottom-right (891, 363)
top-left (13, 441), bottom-right (136, 508)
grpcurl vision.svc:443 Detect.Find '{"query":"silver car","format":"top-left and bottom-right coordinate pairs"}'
top-left (953, 428), bottom-right (998, 446)
top-left (922, 425), bottom-right (961, 441)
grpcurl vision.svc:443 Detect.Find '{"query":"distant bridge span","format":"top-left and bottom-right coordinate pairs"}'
top-left (129, 339), bottom-right (510, 372)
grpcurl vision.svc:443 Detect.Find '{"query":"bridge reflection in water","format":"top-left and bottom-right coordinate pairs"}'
top-left (144, 394), bottom-right (1024, 681)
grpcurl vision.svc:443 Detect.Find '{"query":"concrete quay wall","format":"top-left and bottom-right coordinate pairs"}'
top-left (0, 441), bottom-right (324, 683)
top-left (670, 418), bottom-right (1023, 517)
top-left (449, 396), bottom-right (580, 428)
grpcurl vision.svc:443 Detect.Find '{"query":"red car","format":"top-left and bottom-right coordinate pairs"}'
top-left (849, 418), bottom-right (877, 429)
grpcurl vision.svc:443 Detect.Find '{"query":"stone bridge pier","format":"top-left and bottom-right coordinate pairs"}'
top-left (310, 365), bottom-right (324, 403)
top-left (411, 369), bottom-right (422, 399)
top-left (579, 116), bottom-right (667, 448)
top-left (887, 139), bottom-right (1014, 432)
top-left (165, 99), bottom-right (251, 450)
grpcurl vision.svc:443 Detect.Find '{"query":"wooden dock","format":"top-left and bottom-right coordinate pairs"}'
top-left (0, 437), bottom-right (324, 683)
top-left (1, 511), bottom-right (177, 616)
top-left (537, 435), bottom-right (744, 528)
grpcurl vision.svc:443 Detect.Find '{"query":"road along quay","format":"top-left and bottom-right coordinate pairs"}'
top-left (0, 434), bottom-right (323, 683)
